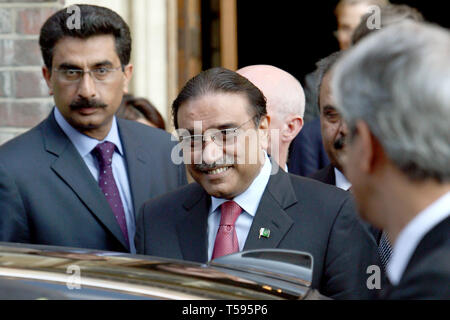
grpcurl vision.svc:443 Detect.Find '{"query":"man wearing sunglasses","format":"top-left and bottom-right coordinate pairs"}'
top-left (136, 67), bottom-right (381, 299)
top-left (0, 5), bottom-right (186, 253)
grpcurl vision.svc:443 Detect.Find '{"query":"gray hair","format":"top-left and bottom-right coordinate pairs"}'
top-left (351, 4), bottom-right (424, 45)
top-left (332, 21), bottom-right (450, 182)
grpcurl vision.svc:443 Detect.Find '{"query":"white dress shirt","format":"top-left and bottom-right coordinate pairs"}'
top-left (207, 152), bottom-right (272, 260)
top-left (387, 191), bottom-right (450, 285)
top-left (54, 107), bottom-right (136, 253)
top-left (334, 167), bottom-right (352, 191)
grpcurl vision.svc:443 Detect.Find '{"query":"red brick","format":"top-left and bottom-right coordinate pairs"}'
top-left (0, 72), bottom-right (14, 97)
top-left (14, 70), bottom-right (49, 98)
top-left (0, 100), bottom-right (53, 127)
top-left (16, 8), bottom-right (58, 35)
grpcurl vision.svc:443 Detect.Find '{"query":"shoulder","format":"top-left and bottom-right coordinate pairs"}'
top-left (0, 122), bottom-right (46, 161)
top-left (288, 172), bottom-right (348, 204)
top-left (309, 164), bottom-right (335, 182)
top-left (390, 244), bottom-right (450, 299)
top-left (140, 182), bottom-right (205, 217)
top-left (117, 118), bottom-right (174, 141)
top-left (286, 172), bottom-right (364, 234)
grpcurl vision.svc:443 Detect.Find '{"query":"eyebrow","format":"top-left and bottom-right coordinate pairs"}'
top-left (183, 122), bottom-right (239, 135)
top-left (322, 105), bottom-right (338, 112)
top-left (57, 60), bottom-right (114, 70)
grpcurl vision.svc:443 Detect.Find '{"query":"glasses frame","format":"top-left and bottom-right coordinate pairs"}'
top-left (179, 115), bottom-right (259, 150)
top-left (53, 66), bottom-right (122, 83)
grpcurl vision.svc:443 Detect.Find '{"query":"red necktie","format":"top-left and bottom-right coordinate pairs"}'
top-left (212, 201), bottom-right (242, 259)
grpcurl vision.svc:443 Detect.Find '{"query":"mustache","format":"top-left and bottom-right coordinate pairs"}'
top-left (193, 157), bottom-right (235, 171)
top-left (70, 98), bottom-right (107, 110)
top-left (334, 136), bottom-right (346, 150)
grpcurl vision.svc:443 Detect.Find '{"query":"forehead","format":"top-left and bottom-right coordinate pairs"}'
top-left (338, 3), bottom-right (371, 26)
top-left (51, 34), bottom-right (119, 67)
top-left (177, 92), bottom-right (253, 129)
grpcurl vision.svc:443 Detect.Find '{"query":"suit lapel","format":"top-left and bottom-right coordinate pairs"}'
top-left (43, 113), bottom-right (129, 250)
top-left (117, 120), bottom-right (152, 216)
top-left (243, 168), bottom-right (295, 250)
top-left (176, 186), bottom-right (209, 262)
top-left (401, 216), bottom-right (450, 281)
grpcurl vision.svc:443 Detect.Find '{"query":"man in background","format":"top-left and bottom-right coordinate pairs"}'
top-left (237, 65), bottom-right (305, 171)
top-left (0, 5), bottom-right (186, 253)
top-left (332, 21), bottom-right (450, 299)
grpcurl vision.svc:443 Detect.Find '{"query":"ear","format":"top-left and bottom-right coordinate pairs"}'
top-left (42, 66), bottom-right (53, 95)
top-left (282, 115), bottom-right (303, 143)
top-left (258, 115), bottom-right (270, 150)
top-left (122, 64), bottom-right (133, 94)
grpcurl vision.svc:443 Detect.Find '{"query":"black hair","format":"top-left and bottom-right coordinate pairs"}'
top-left (117, 94), bottom-right (166, 130)
top-left (172, 67), bottom-right (267, 129)
top-left (39, 4), bottom-right (131, 70)
top-left (315, 51), bottom-right (343, 110)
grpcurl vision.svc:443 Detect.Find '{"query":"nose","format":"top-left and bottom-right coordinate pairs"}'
top-left (76, 72), bottom-right (97, 99)
top-left (202, 139), bottom-right (223, 165)
top-left (339, 119), bottom-right (349, 136)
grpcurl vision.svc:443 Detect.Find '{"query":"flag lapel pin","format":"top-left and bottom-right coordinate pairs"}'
top-left (259, 228), bottom-right (270, 239)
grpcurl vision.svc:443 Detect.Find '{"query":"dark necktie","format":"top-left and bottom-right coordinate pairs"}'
top-left (212, 201), bottom-right (242, 259)
top-left (378, 231), bottom-right (393, 270)
top-left (92, 141), bottom-right (129, 246)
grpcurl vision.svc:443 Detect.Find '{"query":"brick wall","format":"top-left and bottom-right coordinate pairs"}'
top-left (0, 0), bottom-right (64, 145)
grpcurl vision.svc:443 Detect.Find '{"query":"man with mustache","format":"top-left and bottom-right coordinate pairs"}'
top-left (310, 52), bottom-right (392, 272)
top-left (309, 52), bottom-right (350, 190)
top-left (0, 5), bottom-right (186, 253)
top-left (136, 67), bottom-right (382, 299)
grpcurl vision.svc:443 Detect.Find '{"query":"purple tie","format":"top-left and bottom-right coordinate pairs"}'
top-left (92, 141), bottom-right (129, 246)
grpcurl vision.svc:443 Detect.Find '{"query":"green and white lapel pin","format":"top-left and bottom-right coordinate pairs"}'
top-left (259, 227), bottom-right (270, 239)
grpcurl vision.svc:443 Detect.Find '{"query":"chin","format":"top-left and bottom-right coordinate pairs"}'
top-left (200, 182), bottom-right (232, 199)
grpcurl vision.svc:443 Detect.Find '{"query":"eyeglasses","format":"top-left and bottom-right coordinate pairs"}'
top-left (179, 116), bottom-right (258, 150)
top-left (53, 66), bottom-right (122, 83)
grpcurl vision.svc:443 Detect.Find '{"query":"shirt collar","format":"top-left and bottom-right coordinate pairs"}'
top-left (334, 167), bottom-right (352, 191)
top-left (210, 151), bottom-right (272, 217)
top-left (387, 191), bottom-right (450, 285)
top-left (54, 107), bottom-right (123, 157)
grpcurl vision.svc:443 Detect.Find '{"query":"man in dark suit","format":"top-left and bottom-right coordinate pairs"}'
top-left (332, 21), bottom-right (450, 299)
top-left (136, 67), bottom-right (382, 299)
top-left (309, 51), bottom-right (351, 191)
top-left (0, 5), bottom-right (186, 253)
top-left (288, 118), bottom-right (330, 177)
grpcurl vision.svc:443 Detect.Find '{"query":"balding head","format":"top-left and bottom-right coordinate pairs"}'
top-left (237, 65), bottom-right (305, 120)
top-left (237, 65), bottom-right (305, 170)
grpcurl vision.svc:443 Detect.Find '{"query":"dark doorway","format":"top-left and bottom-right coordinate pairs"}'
top-left (236, 0), bottom-right (449, 86)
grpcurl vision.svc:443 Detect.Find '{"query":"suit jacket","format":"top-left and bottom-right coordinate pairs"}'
top-left (310, 164), bottom-right (382, 245)
top-left (0, 111), bottom-right (187, 252)
top-left (136, 167), bottom-right (382, 299)
top-left (310, 163), bottom-right (336, 184)
top-left (382, 216), bottom-right (450, 299)
top-left (288, 118), bottom-right (330, 177)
